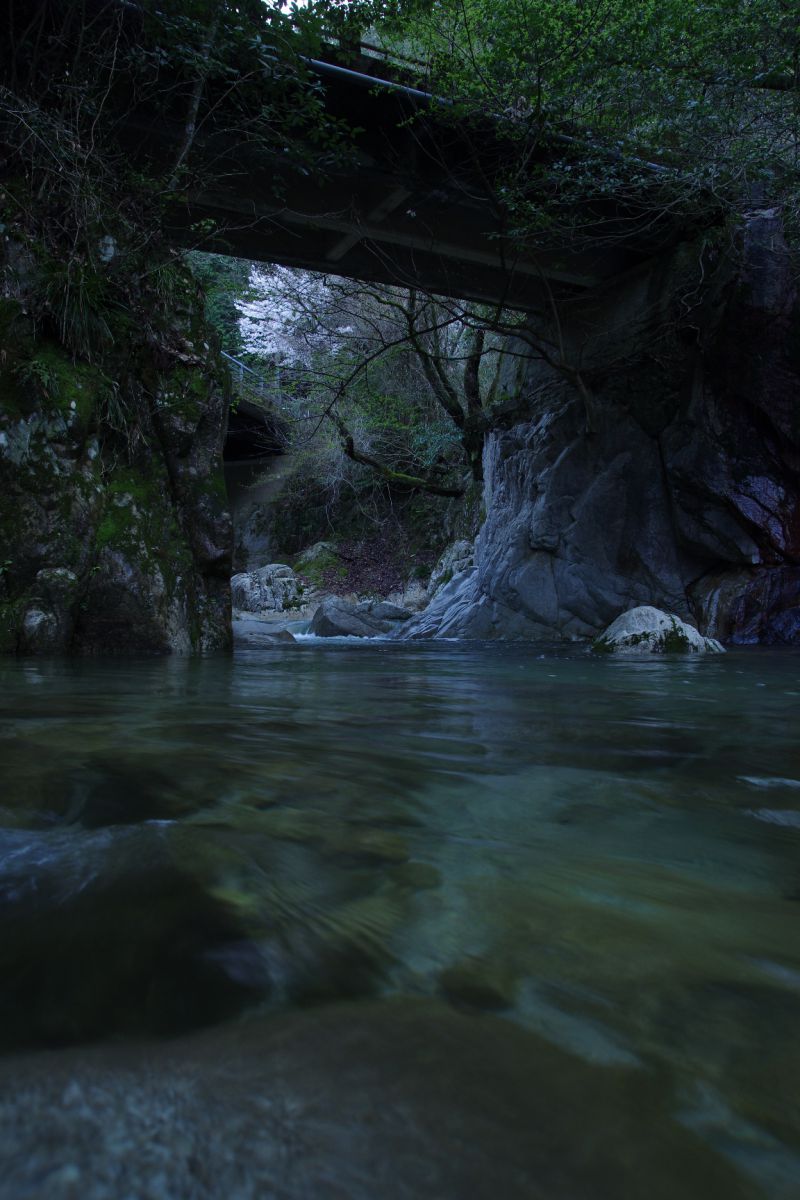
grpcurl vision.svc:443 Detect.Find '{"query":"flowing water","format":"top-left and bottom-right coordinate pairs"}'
top-left (1, 640), bottom-right (799, 1199)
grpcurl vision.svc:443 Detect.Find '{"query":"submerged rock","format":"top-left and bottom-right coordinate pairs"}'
top-left (439, 956), bottom-right (517, 1011)
top-left (0, 825), bottom-right (266, 1046)
top-left (592, 606), bottom-right (725, 655)
top-left (0, 999), bottom-right (758, 1200)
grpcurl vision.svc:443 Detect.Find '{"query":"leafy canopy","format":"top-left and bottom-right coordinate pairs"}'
top-left (377, 0), bottom-right (800, 232)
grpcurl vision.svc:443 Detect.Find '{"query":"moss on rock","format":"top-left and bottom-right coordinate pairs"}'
top-left (0, 250), bottom-right (232, 656)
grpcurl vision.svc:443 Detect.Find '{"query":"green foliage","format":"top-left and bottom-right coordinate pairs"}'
top-left (0, 0), bottom-right (404, 371)
top-left (379, 0), bottom-right (800, 235)
top-left (12, 357), bottom-right (61, 402)
top-left (39, 260), bottom-right (114, 362)
top-left (187, 253), bottom-right (253, 354)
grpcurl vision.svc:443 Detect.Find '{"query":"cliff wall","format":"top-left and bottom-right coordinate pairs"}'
top-left (404, 213), bottom-right (800, 643)
top-left (0, 245), bottom-right (232, 655)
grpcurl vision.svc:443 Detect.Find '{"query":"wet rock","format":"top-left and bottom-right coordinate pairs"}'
top-left (310, 597), bottom-right (379, 637)
top-left (390, 861), bottom-right (442, 890)
top-left (592, 606), bottom-right (724, 654)
top-left (309, 597), bottom-right (386, 638)
top-left (261, 628), bottom-right (297, 644)
top-left (309, 596), bottom-right (414, 638)
top-left (231, 563), bottom-right (304, 613)
top-left (0, 999), bottom-right (758, 1200)
top-left (360, 599), bottom-right (413, 623)
top-left (232, 613), bottom-right (299, 646)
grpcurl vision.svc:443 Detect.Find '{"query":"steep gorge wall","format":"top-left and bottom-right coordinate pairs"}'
top-left (0, 246), bottom-right (232, 655)
top-left (405, 212), bottom-right (800, 644)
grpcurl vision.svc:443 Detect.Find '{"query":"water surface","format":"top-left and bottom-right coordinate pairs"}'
top-left (1, 642), bottom-right (799, 1198)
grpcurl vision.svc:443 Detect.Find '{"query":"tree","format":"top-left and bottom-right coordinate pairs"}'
top-left (187, 253), bottom-right (253, 355)
top-left (0, 0), bottom-right (413, 367)
top-left (238, 265), bottom-right (537, 496)
top-left (375, 0), bottom-right (800, 237)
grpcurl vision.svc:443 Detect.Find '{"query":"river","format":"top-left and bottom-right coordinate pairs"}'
top-left (1, 640), bottom-right (798, 1199)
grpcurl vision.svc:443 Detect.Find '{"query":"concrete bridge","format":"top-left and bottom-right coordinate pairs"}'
top-left (155, 43), bottom-right (698, 311)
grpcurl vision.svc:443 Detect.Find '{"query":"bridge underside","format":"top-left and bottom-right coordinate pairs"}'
top-left (152, 53), bottom-right (699, 311)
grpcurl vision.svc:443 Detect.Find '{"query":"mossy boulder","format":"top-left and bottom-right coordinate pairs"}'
top-left (592, 606), bottom-right (725, 655)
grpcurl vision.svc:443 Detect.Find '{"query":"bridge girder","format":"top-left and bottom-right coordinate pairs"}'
top-left (145, 49), bottom-right (701, 309)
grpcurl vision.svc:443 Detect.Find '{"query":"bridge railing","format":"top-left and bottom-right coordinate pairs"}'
top-left (221, 350), bottom-right (321, 428)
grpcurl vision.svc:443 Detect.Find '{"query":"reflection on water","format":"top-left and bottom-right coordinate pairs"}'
top-left (1, 642), bottom-right (799, 1198)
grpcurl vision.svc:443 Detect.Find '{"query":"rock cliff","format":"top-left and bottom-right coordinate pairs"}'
top-left (403, 212), bottom-right (800, 644)
top-left (0, 247), bottom-right (232, 655)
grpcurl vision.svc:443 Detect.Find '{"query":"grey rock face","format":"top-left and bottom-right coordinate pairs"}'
top-left (231, 564), bottom-right (303, 613)
top-left (402, 212), bottom-right (800, 645)
top-left (592, 606), bottom-right (724, 654)
top-left (427, 540), bottom-right (475, 599)
top-left (691, 566), bottom-right (800, 645)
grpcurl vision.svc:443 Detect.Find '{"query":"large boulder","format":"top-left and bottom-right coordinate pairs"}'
top-left (592, 606), bottom-right (725, 655)
top-left (309, 597), bottom-right (412, 638)
top-left (231, 563), bottom-right (304, 613)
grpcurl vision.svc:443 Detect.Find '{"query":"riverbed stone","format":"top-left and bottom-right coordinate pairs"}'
top-left (390, 861), bottom-right (442, 890)
top-left (592, 606), bottom-right (725, 655)
top-left (439, 956), bottom-right (517, 1011)
top-left (0, 825), bottom-right (265, 1046)
top-left (0, 998), bottom-right (758, 1200)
